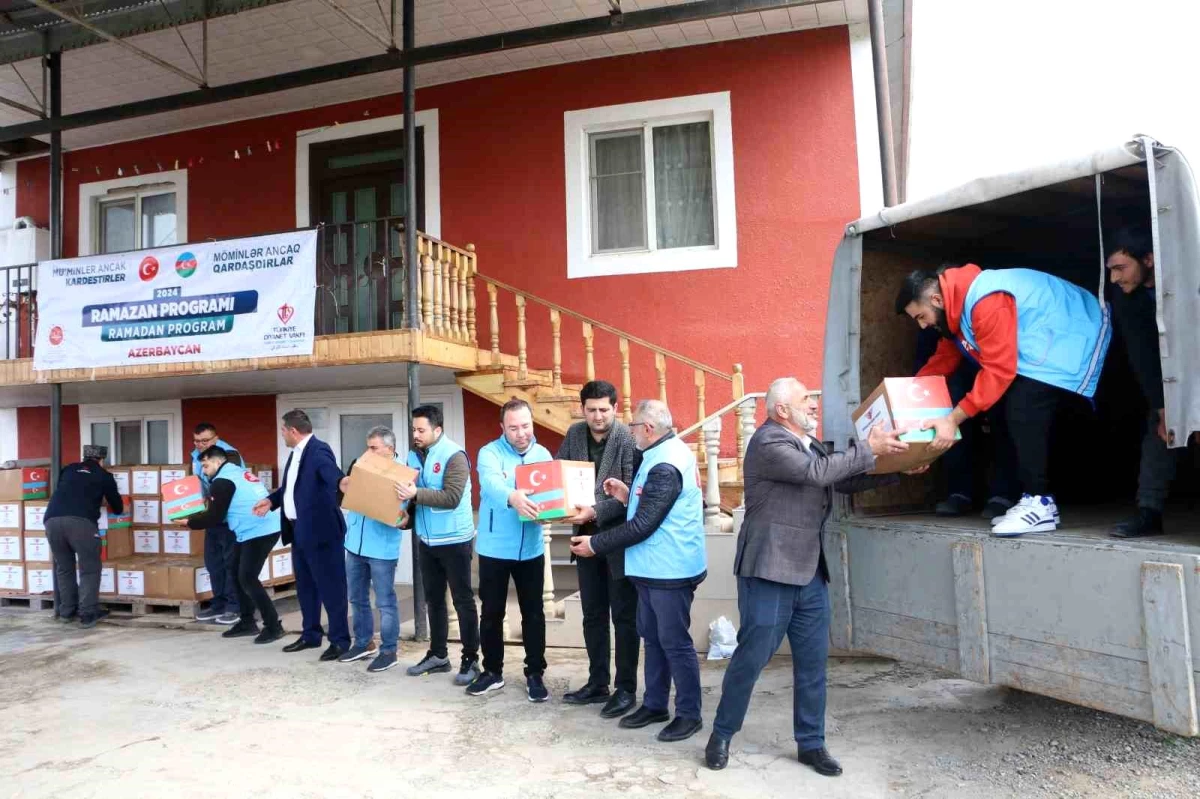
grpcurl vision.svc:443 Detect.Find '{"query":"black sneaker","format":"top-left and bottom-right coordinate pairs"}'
top-left (981, 497), bottom-right (1013, 522)
top-left (466, 671), bottom-right (505, 696)
top-left (527, 673), bottom-right (549, 703)
top-left (79, 608), bottom-right (110, 629)
top-left (254, 624), bottom-right (286, 645)
top-left (56, 612), bottom-right (79, 624)
top-left (406, 651), bottom-right (452, 676)
top-left (338, 643), bottom-right (380, 663)
top-left (221, 620), bottom-right (260, 638)
top-left (195, 607), bottom-right (223, 622)
top-left (368, 652), bottom-right (400, 673)
top-left (935, 493), bottom-right (973, 517)
top-left (1112, 507), bottom-right (1165, 538)
top-left (455, 657), bottom-right (481, 686)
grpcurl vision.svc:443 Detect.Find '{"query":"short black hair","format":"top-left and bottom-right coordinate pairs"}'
top-left (895, 270), bottom-right (941, 315)
top-left (193, 422), bottom-right (217, 436)
top-left (412, 404), bottom-right (444, 430)
top-left (281, 408), bottom-right (313, 434)
top-left (580, 380), bottom-right (618, 406)
top-left (200, 445), bottom-right (229, 462)
top-left (500, 397), bottom-right (532, 423)
top-left (1106, 227), bottom-right (1153, 262)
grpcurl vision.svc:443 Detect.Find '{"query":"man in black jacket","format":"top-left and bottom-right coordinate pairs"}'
top-left (1107, 228), bottom-right (1179, 537)
top-left (44, 445), bottom-right (123, 628)
top-left (559, 380), bottom-right (640, 718)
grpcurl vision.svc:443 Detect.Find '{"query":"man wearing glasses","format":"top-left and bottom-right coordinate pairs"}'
top-left (191, 422), bottom-right (242, 624)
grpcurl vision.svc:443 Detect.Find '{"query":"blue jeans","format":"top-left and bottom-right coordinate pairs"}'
top-left (635, 581), bottom-right (701, 720)
top-left (713, 575), bottom-right (830, 751)
top-left (345, 551), bottom-right (399, 654)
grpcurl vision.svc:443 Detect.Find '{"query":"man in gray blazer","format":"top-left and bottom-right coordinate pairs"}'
top-left (559, 380), bottom-right (641, 719)
top-left (706, 377), bottom-right (921, 777)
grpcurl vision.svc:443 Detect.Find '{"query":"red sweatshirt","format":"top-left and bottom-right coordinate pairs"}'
top-left (915, 264), bottom-right (1018, 417)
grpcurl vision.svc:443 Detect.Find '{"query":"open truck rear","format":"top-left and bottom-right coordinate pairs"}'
top-left (820, 137), bottom-right (1200, 735)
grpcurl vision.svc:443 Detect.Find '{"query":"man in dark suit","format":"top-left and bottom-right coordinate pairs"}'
top-left (254, 408), bottom-right (349, 661)
top-left (705, 377), bottom-right (917, 777)
top-left (558, 380), bottom-right (640, 718)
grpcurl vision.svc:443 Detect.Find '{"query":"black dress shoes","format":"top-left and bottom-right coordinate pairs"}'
top-left (798, 746), bottom-right (843, 777)
top-left (319, 644), bottom-right (345, 662)
top-left (705, 732), bottom-right (730, 769)
top-left (282, 638), bottom-right (321, 653)
top-left (657, 716), bottom-right (703, 742)
top-left (618, 705), bottom-right (671, 729)
top-left (600, 689), bottom-right (637, 719)
top-left (563, 682), bottom-right (611, 705)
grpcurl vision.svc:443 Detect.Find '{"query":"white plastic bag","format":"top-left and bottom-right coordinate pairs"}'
top-left (707, 615), bottom-right (738, 660)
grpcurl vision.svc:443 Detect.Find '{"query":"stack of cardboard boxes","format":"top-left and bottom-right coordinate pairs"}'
top-left (0, 461), bottom-right (290, 606)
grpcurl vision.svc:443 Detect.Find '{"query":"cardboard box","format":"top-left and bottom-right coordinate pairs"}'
top-left (163, 527), bottom-right (204, 556)
top-left (133, 498), bottom-right (161, 526)
top-left (340, 451), bottom-right (419, 526)
top-left (26, 566), bottom-right (54, 594)
top-left (0, 534), bottom-right (20, 561)
top-left (253, 466), bottom-right (275, 491)
top-left (133, 527), bottom-right (161, 554)
top-left (144, 561), bottom-right (171, 598)
top-left (0, 469), bottom-right (22, 501)
top-left (103, 528), bottom-right (134, 560)
top-left (109, 467), bottom-right (131, 497)
top-left (851, 376), bottom-right (962, 475)
top-left (162, 476), bottom-right (205, 522)
top-left (0, 501), bottom-right (21, 531)
top-left (514, 460), bottom-right (596, 521)
top-left (270, 548), bottom-right (293, 581)
top-left (117, 565), bottom-right (145, 596)
top-left (159, 465), bottom-right (188, 484)
top-left (22, 533), bottom-right (51, 563)
top-left (131, 467), bottom-right (161, 497)
top-left (0, 562), bottom-right (23, 592)
top-left (78, 565), bottom-right (117, 596)
top-left (23, 500), bottom-right (47, 532)
top-left (195, 566), bottom-right (213, 600)
top-left (21, 467), bottom-right (50, 500)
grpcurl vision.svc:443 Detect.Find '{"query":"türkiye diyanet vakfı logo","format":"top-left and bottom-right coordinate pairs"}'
top-left (79, 243), bottom-right (303, 345)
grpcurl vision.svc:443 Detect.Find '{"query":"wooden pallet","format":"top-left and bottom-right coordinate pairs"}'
top-left (98, 580), bottom-right (297, 629)
top-left (0, 593), bottom-right (54, 611)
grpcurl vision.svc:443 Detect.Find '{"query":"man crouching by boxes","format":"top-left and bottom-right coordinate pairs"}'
top-left (187, 446), bottom-right (285, 644)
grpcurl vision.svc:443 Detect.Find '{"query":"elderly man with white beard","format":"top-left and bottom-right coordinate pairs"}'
top-left (705, 377), bottom-right (922, 777)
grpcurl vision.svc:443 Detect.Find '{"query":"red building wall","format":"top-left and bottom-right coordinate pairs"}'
top-left (17, 405), bottom-right (81, 464)
top-left (180, 395), bottom-right (280, 467)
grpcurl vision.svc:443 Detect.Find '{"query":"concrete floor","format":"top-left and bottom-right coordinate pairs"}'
top-left (4, 605), bottom-right (1200, 799)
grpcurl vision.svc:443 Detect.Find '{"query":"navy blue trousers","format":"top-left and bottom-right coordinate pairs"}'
top-left (713, 575), bottom-right (830, 751)
top-left (293, 538), bottom-right (350, 649)
top-left (635, 581), bottom-right (701, 721)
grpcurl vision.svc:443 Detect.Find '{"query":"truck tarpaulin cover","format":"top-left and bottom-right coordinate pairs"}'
top-left (33, 229), bottom-right (317, 370)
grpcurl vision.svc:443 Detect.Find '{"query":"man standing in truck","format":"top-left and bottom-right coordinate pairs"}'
top-left (1106, 228), bottom-right (1178, 537)
top-left (896, 264), bottom-right (1112, 536)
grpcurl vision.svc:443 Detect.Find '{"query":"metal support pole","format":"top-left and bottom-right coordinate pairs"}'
top-left (403, 0), bottom-right (427, 642)
top-left (48, 51), bottom-right (63, 615)
top-left (867, 0), bottom-right (899, 208)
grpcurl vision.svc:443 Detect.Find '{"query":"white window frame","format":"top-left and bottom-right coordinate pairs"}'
top-left (78, 169), bottom-right (189, 257)
top-left (78, 400), bottom-right (184, 465)
top-left (294, 109), bottom-right (441, 237)
top-left (564, 91), bottom-right (737, 279)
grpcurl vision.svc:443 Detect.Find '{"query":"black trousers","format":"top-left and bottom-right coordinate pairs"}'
top-left (418, 539), bottom-right (479, 662)
top-left (991, 375), bottom-right (1067, 498)
top-left (576, 553), bottom-right (639, 693)
top-left (233, 533), bottom-right (281, 628)
top-left (478, 554), bottom-right (546, 677)
top-left (942, 366), bottom-right (1018, 503)
top-left (45, 516), bottom-right (101, 619)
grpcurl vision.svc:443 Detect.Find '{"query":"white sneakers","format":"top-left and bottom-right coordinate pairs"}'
top-left (991, 494), bottom-right (1059, 537)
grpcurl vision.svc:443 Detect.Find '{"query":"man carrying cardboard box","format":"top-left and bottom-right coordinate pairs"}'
top-left (896, 264), bottom-right (1112, 536)
top-left (469, 398), bottom-right (553, 701)
top-left (397, 405), bottom-right (481, 685)
top-left (336, 425), bottom-right (410, 673)
top-left (44, 444), bottom-right (123, 628)
top-left (190, 423), bottom-right (242, 625)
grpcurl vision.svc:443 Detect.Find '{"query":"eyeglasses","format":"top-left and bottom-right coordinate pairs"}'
top-left (629, 422), bottom-right (650, 429)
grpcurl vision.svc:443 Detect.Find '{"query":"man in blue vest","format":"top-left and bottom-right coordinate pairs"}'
top-left (190, 422), bottom-right (241, 625)
top-left (896, 264), bottom-right (1112, 536)
top-left (337, 425), bottom-right (406, 673)
top-left (469, 398), bottom-right (553, 701)
top-left (187, 446), bottom-right (285, 644)
top-left (399, 405), bottom-right (480, 685)
top-left (571, 399), bottom-right (707, 743)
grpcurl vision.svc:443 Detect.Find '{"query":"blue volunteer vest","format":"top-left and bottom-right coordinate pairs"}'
top-left (960, 268), bottom-right (1112, 399)
top-left (406, 435), bottom-right (475, 546)
top-left (216, 462), bottom-right (281, 543)
top-left (624, 436), bottom-right (706, 580)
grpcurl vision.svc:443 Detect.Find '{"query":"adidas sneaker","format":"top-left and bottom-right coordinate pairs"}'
top-left (992, 494), bottom-right (1058, 537)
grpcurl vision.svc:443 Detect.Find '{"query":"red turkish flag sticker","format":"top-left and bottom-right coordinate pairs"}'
top-left (138, 256), bottom-right (160, 281)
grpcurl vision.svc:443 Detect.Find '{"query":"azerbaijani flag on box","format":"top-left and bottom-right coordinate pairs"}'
top-left (162, 476), bottom-right (205, 522)
top-left (107, 496), bottom-right (133, 529)
top-left (22, 467), bottom-right (48, 500)
top-left (514, 460), bottom-right (595, 522)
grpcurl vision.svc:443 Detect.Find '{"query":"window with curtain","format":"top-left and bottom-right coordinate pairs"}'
top-left (587, 120), bottom-right (715, 256)
top-left (96, 190), bottom-right (178, 254)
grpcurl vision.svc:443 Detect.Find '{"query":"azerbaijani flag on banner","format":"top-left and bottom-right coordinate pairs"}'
top-left (162, 476), bottom-right (206, 521)
top-left (22, 467), bottom-right (48, 500)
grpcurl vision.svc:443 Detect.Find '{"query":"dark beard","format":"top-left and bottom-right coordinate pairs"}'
top-left (932, 306), bottom-right (953, 339)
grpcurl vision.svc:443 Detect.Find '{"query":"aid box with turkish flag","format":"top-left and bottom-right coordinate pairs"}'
top-left (20, 467), bottom-right (49, 500)
top-left (514, 460), bottom-right (595, 522)
top-left (851, 376), bottom-right (961, 475)
top-left (162, 476), bottom-right (205, 522)
top-left (340, 451), bottom-right (419, 526)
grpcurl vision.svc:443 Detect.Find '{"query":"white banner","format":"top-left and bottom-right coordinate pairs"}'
top-left (33, 229), bottom-right (317, 370)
